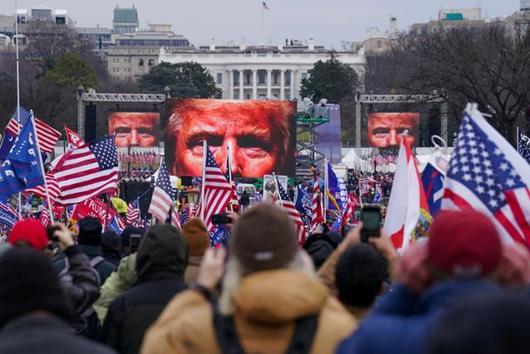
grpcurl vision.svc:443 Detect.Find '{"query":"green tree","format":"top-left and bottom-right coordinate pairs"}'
top-left (45, 52), bottom-right (97, 89)
top-left (139, 61), bottom-right (221, 98)
top-left (300, 54), bottom-right (359, 103)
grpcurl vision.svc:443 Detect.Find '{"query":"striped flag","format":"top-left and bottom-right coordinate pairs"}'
top-left (148, 161), bottom-right (174, 222)
top-left (171, 204), bottom-right (181, 229)
top-left (64, 126), bottom-right (84, 150)
top-left (311, 175), bottom-right (324, 230)
top-left (341, 194), bottom-right (358, 229)
top-left (40, 204), bottom-right (50, 227)
top-left (442, 104), bottom-right (530, 247)
top-left (126, 199), bottom-right (140, 226)
top-left (24, 171), bottom-right (61, 202)
top-left (53, 136), bottom-right (119, 205)
top-left (7, 114), bottom-right (61, 153)
top-left (199, 146), bottom-right (234, 232)
top-left (275, 176), bottom-right (308, 244)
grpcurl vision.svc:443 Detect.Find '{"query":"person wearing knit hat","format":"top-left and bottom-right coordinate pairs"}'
top-left (141, 203), bottom-right (357, 354)
top-left (0, 247), bottom-right (114, 354)
top-left (336, 210), bottom-right (528, 354)
top-left (182, 218), bottom-right (209, 284)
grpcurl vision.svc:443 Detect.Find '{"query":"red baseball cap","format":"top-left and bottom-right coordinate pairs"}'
top-left (9, 219), bottom-right (48, 251)
top-left (428, 210), bottom-right (502, 277)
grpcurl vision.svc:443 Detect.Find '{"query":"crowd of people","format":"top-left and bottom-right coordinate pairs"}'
top-left (0, 200), bottom-right (529, 354)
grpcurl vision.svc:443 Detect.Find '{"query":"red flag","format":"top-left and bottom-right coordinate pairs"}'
top-left (64, 126), bottom-right (84, 149)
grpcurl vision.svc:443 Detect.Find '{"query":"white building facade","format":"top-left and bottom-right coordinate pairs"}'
top-left (159, 42), bottom-right (365, 100)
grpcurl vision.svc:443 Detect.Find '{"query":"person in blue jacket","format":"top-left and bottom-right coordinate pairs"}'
top-left (336, 210), bottom-right (529, 354)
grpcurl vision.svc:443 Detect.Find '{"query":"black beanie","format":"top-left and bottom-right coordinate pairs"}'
top-left (0, 247), bottom-right (71, 328)
top-left (78, 217), bottom-right (102, 247)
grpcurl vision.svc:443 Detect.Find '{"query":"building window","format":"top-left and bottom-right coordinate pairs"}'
top-left (234, 71), bottom-right (240, 85)
top-left (148, 59), bottom-right (155, 66)
top-left (301, 72), bottom-right (308, 81)
top-left (139, 59), bottom-right (144, 66)
top-left (216, 73), bottom-right (223, 85)
top-left (258, 70), bottom-right (266, 84)
top-left (245, 72), bottom-right (251, 85)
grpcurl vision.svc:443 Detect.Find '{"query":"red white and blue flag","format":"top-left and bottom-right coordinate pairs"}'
top-left (199, 146), bottom-right (234, 232)
top-left (442, 104), bottom-right (530, 247)
top-left (148, 161), bottom-right (174, 222)
top-left (275, 175), bottom-right (308, 244)
top-left (126, 199), bottom-right (140, 226)
top-left (6, 111), bottom-right (61, 153)
top-left (311, 175), bottom-right (324, 230)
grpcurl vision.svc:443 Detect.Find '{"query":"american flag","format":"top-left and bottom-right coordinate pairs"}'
top-left (311, 175), bottom-right (324, 229)
top-left (171, 204), bottom-right (181, 229)
top-left (6, 110), bottom-right (61, 153)
top-left (199, 146), bottom-right (235, 232)
top-left (275, 176), bottom-right (308, 244)
top-left (24, 172), bottom-right (61, 202)
top-left (64, 126), bottom-right (84, 150)
top-left (40, 205), bottom-right (50, 227)
top-left (148, 161), bottom-right (174, 222)
top-left (442, 105), bottom-right (530, 247)
top-left (53, 136), bottom-right (119, 205)
top-left (341, 194), bottom-right (358, 229)
top-left (126, 199), bottom-right (140, 226)
top-left (519, 132), bottom-right (530, 163)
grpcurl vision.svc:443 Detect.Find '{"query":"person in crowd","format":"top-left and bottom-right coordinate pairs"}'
top-left (101, 230), bottom-right (122, 267)
top-left (239, 190), bottom-right (250, 212)
top-left (165, 99), bottom-right (295, 177)
top-left (101, 224), bottom-right (188, 354)
top-left (317, 223), bottom-right (396, 320)
top-left (5, 219), bottom-right (102, 337)
top-left (53, 217), bottom-right (116, 284)
top-left (0, 247), bottom-right (115, 354)
top-left (120, 226), bottom-right (144, 255)
top-left (428, 293), bottom-right (530, 354)
top-left (108, 112), bottom-right (159, 148)
top-left (303, 231), bottom-right (342, 269)
top-left (336, 210), bottom-right (530, 354)
top-left (181, 218), bottom-right (209, 284)
top-left (141, 203), bottom-right (356, 354)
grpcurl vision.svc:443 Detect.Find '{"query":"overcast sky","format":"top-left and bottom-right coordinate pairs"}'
top-left (0, 0), bottom-right (521, 47)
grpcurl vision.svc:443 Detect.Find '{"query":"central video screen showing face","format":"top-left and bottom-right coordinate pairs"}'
top-left (108, 112), bottom-right (160, 148)
top-left (367, 112), bottom-right (420, 148)
top-left (165, 99), bottom-right (297, 178)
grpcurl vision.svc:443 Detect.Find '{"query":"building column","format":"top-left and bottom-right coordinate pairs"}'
top-left (290, 70), bottom-right (295, 99)
top-left (280, 70), bottom-right (285, 100)
top-left (239, 70), bottom-right (244, 100)
top-left (228, 69), bottom-right (234, 99)
top-left (252, 69), bottom-right (257, 100)
top-left (266, 69), bottom-right (272, 99)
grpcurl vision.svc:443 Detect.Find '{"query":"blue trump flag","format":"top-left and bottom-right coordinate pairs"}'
top-left (0, 107), bottom-right (31, 160)
top-left (421, 161), bottom-right (445, 216)
top-left (326, 163), bottom-right (343, 210)
top-left (0, 116), bottom-right (45, 201)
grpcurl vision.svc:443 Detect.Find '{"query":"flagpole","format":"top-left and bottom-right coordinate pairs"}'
top-left (517, 126), bottom-right (520, 152)
top-left (30, 110), bottom-right (54, 224)
top-left (200, 140), bottom-right (207, 222)
top-left (272, 172), bottom-right (283, 208)
top-left (226, 145), bottom-right (234, 212)
top-left (324, 159), bottom-right (329, 216)
top-left (15, 0), bottom-right (22, 215)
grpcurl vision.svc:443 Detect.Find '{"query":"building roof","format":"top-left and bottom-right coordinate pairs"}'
top-left (113, 7), bottom-right (138, 24)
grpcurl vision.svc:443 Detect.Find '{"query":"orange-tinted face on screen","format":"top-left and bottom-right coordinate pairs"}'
top-left (367, 112), bottom-right (419, 148)
top-left (166, 99), bottom-right (295, 177)
top-left (108, 112), bottom-right (160, 148)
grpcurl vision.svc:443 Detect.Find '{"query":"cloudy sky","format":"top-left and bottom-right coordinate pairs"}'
top-left (0, 0), bottom-right (520, 47)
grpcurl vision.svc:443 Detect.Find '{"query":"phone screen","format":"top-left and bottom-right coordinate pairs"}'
top-left (361, 206), bottom-right (381, 242)
top-left (129, 234), bottom-right (142, 253)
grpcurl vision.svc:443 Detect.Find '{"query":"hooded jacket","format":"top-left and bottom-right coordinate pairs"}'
top-left (141, 270), bottom-right (357, 354)
top-left (101, 225), bottom-right (188, 354)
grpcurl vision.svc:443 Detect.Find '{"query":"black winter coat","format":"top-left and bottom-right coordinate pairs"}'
top-left (0, 314), bottom-right (115, 354)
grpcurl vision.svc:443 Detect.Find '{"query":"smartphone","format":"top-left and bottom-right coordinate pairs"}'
top-left (212, 214), bottom-right (232, 224)
top-left (129, 234), bottom-right (142, 253)
top-left (360, 206), bottom-right (382, 242)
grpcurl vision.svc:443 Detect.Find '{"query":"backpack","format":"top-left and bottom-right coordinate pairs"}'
top-left (59, 256), bottom-right (105, 338)
top-left (212, 301), bottom-right (319, 354)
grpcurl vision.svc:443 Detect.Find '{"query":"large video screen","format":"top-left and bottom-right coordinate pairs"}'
top-left (165, 99), bottom-right (297, 178)
top-left (108, 112), bottom-right (160, 148)
top-left (367, 112), bottom-right (420, 148)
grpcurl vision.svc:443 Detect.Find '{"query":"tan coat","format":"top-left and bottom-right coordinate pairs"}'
top-left (141, 270), bottom-right (357, 354)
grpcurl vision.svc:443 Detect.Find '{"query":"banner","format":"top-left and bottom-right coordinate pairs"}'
top-left (263, 174), bottom-right (288, 201)
top-left (71, 197), bottom-right (116, 226)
